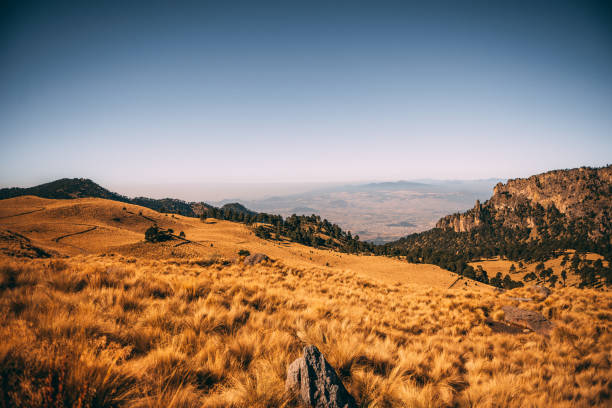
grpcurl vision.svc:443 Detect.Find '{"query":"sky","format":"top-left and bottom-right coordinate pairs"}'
top-left (1, 0), bottom-right (611, 198)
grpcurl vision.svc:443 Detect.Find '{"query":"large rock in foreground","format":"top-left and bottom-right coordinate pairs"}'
top-left (502, 305), bottom-right (555, 335)
top-left (286, 345), bottom-right (357, 408)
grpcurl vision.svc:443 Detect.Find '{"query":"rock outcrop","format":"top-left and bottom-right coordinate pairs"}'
top-left (531, 285), bottom-right (552, 298)
top-left (502, 306), bottom-right (555, 335)
top-left (286, 345), bottom-right (357, 408)
top-left (243, 253), bottom-right (269, 265)
top-left (436, 165), bottom-right (612, 241)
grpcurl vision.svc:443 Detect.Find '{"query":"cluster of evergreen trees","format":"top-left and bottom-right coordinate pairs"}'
top-left (380, 223), bottom-right (612, 288)
top-left (144, 226), bottom-right (174, 243)
top-left (7, 177), bottom-right (609, 289)
top-left (148, 194), bottom-right (610, 290)
top-left (201, 210), bottom-right (373, 254)
top-left (196, 203), bottom-right (611, 289)
top-left (201, 206), bottom-right (280, 226)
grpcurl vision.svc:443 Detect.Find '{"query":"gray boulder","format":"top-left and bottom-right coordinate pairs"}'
top-left (531, 285), bottom-right (552, 298)
top-left (502, 305), bottom-right (555, 335)
top-left (243, 253), bottom-right (269, 265)
top-left (286, 345), bottom-right (357, 408)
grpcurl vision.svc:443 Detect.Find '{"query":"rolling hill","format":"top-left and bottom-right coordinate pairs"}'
top-left (0, 178), bottom-right (374, 254)
top-left (0, 195), bottom-right (473, 290)
top-left (0, 178), bottom-right (610, 407)
top-left (0, 178), bottom-right (130, 202)
top-left (0, 195), bottom-right (610, 407)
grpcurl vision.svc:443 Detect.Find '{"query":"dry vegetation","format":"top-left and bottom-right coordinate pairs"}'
top-left (0, 196), bottom-right (479, 290)
top-left (1, 255), bottom-right (610, 408)
top-left (469, 251), bottom-right (608, 288)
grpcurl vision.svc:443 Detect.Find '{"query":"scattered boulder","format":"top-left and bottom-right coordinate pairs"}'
top-left (531, 285), bottom-right (552, 298)
top-left (243, 253), bottom-right (269, 265)
top-left (286, 345), bottom-right (357, 408)
top-left (508, 296), bottom-right (533, 302)
top-left (501, 305), bottom-right (555, 335)
top-left (485, 318), bottom-right (528, 334)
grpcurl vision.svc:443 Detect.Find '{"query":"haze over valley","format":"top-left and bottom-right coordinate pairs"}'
top-left (217, 179), bottom-right (501, 243)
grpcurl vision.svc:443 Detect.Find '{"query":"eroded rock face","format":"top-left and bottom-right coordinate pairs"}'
top-left (502, 305), bottom-right (555, 335)
top-left (243, 253), bottom-right (269, 265)
top-left (286, 345), bottom-right (357, 408)
top-left (435, 165), bottom-right (612, 240)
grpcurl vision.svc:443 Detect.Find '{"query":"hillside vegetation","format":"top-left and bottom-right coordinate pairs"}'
top-left (0, 179), bottom-right (368, 253)
top-left (0, 196), bottom-right (468, 290)
top-left (385, 165), bottom-right (612, 289)
top-left (0, 175), bottom-right (611, 407)
top-left (1, 255), bottom-right (610, 407)
top-left (3, 167), bottom-right (611, 291)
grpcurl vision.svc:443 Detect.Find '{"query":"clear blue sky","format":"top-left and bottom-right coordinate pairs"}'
top-left (1, 1), bottom-right (611, 192)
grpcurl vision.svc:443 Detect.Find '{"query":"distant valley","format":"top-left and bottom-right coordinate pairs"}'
top-left (216, 179), bottom-right (501, 243)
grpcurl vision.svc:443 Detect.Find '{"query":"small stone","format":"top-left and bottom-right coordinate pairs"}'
top-left (286, 357), bottom-right (305, 393)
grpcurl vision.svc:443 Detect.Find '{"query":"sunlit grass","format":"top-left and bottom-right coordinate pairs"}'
top-left (0, 255), bottom-right (610, 407)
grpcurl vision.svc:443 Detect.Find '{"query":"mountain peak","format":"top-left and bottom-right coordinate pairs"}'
top-left (0, 178), bottom-right (129, 201)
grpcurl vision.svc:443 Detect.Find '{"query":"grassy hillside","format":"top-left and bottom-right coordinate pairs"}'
top-left (0, 178), bottom-right (372, 254)
top-left (1, 195), bottom-right (610, 407)
top-left (0, 196), bottom-right (476, 290)
top-left (469, 252), bottom-right (609, 289)
top-left (1, 255), bottom-right (610, 407)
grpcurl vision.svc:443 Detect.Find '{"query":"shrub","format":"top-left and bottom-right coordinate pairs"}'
top-left (144, 226), bottom-right (173, 243)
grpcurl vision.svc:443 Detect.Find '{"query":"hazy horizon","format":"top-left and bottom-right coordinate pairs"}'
top-left (0, 175), bottom-right (510, 203)
top-left (2, 1), bottom-right (611, 188)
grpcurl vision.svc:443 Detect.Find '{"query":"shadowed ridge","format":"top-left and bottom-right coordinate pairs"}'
top-left (0, 178), bottom-right (130, 202)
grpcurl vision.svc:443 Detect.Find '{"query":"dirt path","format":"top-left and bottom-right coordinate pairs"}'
top-left (447, 276), bottom-right (463, 289)
top-left (173, 236), bottom-right (207, 248)
top-left (53, 226), bottom-right (98, 242)
top-left (0, 207), bottom-right (45, 219)
top-left (125, 210), bottom-right (157, 225)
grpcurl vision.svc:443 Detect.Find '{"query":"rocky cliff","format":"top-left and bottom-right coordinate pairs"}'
top-left (436, 165), bottom-right (612, 242)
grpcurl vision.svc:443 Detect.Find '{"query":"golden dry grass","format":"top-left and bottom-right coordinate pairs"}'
top-left (0, 196), bottom-right (483, 290)
top-left (1, 255), bottom-right (610, 407)
top-left (469, 252), bottom-right (608, 288)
